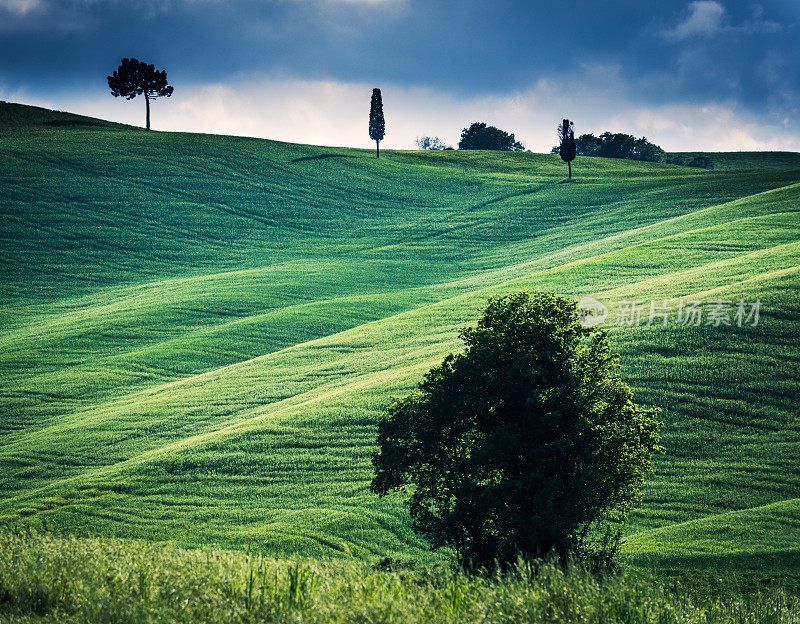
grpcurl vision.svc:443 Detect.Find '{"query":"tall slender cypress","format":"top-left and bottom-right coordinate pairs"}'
top-left (558, 119), bottom-right (577, 179)
top-left (369, 88), bottom-right (385, 158)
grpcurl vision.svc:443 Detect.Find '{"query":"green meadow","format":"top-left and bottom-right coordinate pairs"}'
top-left (3, 531), bottom-right (799, 623)
top-left (1, 101), bottom-right (799, 570)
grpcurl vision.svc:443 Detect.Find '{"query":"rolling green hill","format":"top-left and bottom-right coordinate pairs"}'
top-left (0, 101), bottom-right (130, 132)
top-left (1, 102), bottom-right (799, 569)
top-left (667, 151), bottom-right (800, 171)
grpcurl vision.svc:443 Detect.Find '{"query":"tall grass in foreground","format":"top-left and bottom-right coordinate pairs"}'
top-left (1, 531), bottom-right (798, 623)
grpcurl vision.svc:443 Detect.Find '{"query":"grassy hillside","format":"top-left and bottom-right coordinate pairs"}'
top-left (1, 102), bottom-right (799, 567)
top-left (668, 151), bottom-right (800, 170)
top-left (0, 101), bottom-right (129, 132)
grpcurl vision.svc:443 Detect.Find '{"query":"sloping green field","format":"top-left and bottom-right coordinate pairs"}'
top-left (1, 102), bottom-right (799, 569)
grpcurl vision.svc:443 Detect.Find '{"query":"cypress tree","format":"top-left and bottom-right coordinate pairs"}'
top-left (558, 119), bottom-right (577, 179)
top-left (369, 88), bottom-right (385, 158)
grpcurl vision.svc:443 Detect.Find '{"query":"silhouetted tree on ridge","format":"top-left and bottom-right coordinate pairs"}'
top-left (108, 58), bottom-right (173, 131)
top-left (458, 122), bottom-right (524, 151)
top-left (369, 88), bottom-right (385, 158)
top-left (558, 119), bottom-right (577, 179)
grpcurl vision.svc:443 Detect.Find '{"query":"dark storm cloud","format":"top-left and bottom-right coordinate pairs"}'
top-left (1, 0), bottom-right (798, 139)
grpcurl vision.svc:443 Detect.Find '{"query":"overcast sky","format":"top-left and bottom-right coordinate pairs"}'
top-left (1, 0), bottom-right (798, 151)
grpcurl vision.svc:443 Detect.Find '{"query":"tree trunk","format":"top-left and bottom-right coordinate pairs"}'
top-left (376, 140), bottom-right (380, 159)
top-left (568, 160), bottom-right (572, 179)
top-left (145, 92), bottom-right (150, 131)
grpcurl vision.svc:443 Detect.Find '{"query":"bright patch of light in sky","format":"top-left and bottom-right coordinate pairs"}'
top-left (6, 74), bottom-right (797, 152)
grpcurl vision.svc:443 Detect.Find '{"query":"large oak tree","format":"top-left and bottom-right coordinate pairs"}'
top-left (372, 292), bottom-right (662, 570)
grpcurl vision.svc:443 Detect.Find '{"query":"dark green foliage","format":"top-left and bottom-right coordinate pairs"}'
top-left (574, 134), bottom-right (601, 156)
top-left (630, 137), bottom-right (667, 162)
top-left (369, 88), bottom-right (385, 158)
top-left (558, 132), bottom-right (668, 163)
top-left (458, 122), bottom-right (524, 151)
top-left (558, 119), bottom-right (577, 178)
top-left (372, 292), bottom-right (663, 570)
top-left (687, 155), bottom-right (714, 169)
top-left (597, 133), bottom-right (637, 159)
top-left (107, 58), bottom-right (173, 130)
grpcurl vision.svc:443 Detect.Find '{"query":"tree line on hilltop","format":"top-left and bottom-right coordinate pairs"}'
top-left (549, 132), bottom-right (713, 168)
top-left (105, 57), bottom-right (713, 178)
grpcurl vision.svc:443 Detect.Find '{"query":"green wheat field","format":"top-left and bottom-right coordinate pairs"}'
top-left (1, 101), bottom-right (800, 620)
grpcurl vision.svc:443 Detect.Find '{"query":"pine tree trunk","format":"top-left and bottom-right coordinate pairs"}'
top-left (568, 160), bottom-right (572, 179)
top-left (145, 93), bottom-right (150, 131)
top-left (376, 140), bottom-right (380, 159)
